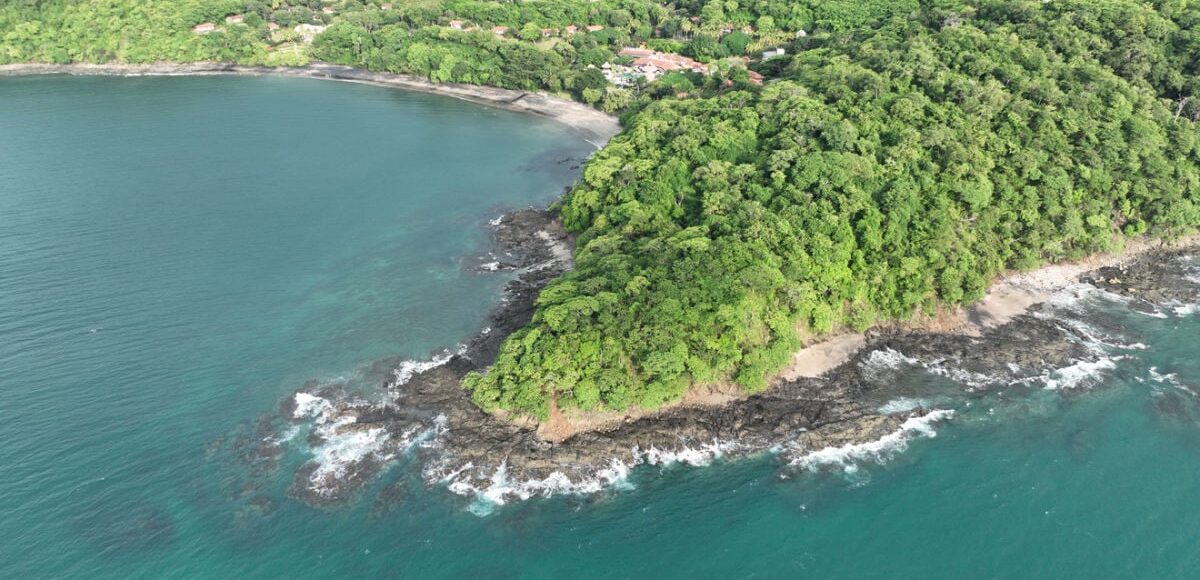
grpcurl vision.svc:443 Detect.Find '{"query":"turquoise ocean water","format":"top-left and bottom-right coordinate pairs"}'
top-left (2, 76), bottom-right (1199, 578)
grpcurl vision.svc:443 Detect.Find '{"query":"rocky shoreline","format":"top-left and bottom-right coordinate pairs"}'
top-left (259, 206), bottom-right (1198, 509)
top-left (69, 61), bottom-right (1195, 510)
top-left (0, 62), bottom-right (621, 144)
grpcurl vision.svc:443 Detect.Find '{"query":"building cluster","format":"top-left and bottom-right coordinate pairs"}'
top-left (603, 47), bottom-right (710, 85)
top-left (189, 8), bottom-right (772, 87)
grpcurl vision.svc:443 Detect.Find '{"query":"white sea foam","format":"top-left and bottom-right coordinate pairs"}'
top-left (878, 398), bottom-right (928, 414)
top-left (1040, 283), bottom-right (1132, 313)
top-left (390, 346), bottom-right (464, 387)
top-left (861, 347), bottom-right (920, 370)
top-left (306, 425), bottom-right (392, 494)
top-left (445, 458), bottom-right (635, 516)
top-left (293, 392), bottom-right (333, 419)
top-left (1174, 303), bottom-right (1199, 317)
top-left (635, 439), bottom-right (738, 467)
top-left (480, 261), bottom-right (501, 271)
top-left (1041, 357), bottom-right (1120, 390)
top-left (925, 362), bottom-right (998, 388)
top-left (440, 438), bottom-right (741, 515)
top-left (291, 389), bottom-right (451, 497)
top-left (439, 409), bottom-right (959, 514)
top-left (859, 348), bottom-right (922, 382)
top-left (1147, 367), bottom-right (1197, 396)
top-left (488, 215), bottom-right (504, 227)
top-left (787, 409), bottom-right (955, 472)
top-left (276, 424), bottom-right (302, 444)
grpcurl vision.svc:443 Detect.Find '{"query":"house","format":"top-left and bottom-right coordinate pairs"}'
top-left (267, 22), bottom-right (280, 30)
top-left (192, 22), bottom-right (216, 34)
top-left (747, 70), bottom-right (764, 86)
top-left (762, 47), bottom-right (786, 59)
top-left (795, 29), bottom-right (807, 38)
top-left (618, 47), bottom-right (655, 58)
top-left (448, 19), bottom-right (464, 29)
top-left (620, 48), bottom-right (708, 73)
top-left (632, 56), bottom-right (708, 75)
top-left (294, 24), bottom-right (327, 43)
top-left (225, 14), bottom-right (243, 24)
top-left (381, 3), bottom-right (392, 9)
top-left (587, 25), bottom-right (604, 32)
top-left (492, 25), bottom-right (509, 36)
top-left (541, 28), bottom-right (557, 37)
top-left (564, 25), bottom-right (578, 35)
top-left (322, 7), bottom-right (335, 15)
top-left (608, 48), bottom-right (711, 84)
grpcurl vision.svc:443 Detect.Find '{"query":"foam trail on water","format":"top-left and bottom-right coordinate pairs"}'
top-left (390, 346), bottom-right (465, 387)
top-left (635, 439), bottom-right (737, 467)
top-left (1041, 357), bottom-right (1122, 390)
top-left (438, 438), bottom-right (747, 515)
top-left (444, 458), bottom-right (635, 516)
top-left (787, 410), bottom-right (955, 473)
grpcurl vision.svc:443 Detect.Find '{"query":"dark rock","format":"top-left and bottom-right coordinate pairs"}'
top-left (270, 225), bottom-right (1198, 507)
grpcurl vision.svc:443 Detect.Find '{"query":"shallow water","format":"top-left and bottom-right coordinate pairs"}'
top-left (3, 76), bottom-right (1200, 578)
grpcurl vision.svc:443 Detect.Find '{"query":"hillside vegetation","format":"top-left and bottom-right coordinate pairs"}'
top-left (464, 1), bottom-right (1200, 417)
top-left (3, 1), bottom-right (1200, 419)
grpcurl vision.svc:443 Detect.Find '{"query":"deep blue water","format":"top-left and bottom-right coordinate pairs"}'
top-left (2, 75), bottom-right (1199, 579)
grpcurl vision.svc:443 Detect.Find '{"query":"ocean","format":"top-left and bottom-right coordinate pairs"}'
top-left (2, 75), bottom-right (1199, 579)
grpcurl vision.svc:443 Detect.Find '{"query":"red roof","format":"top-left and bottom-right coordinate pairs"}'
top-left (625, 48), bottom-right (708, 73)
top-left (619, 47), bottom-right (655, 58)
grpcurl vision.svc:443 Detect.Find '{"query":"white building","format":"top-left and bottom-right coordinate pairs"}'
top-left (762, 47), bottom-right (786, 60)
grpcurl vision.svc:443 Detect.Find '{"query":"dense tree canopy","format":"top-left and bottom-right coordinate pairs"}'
top-left (465, 0), bottom-right (1200, 418)
top-left (4, 1), bottom-right (1200, 420)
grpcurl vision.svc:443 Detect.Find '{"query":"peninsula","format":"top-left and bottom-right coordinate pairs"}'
top-left (6, 0), bottom-right (1200, 505)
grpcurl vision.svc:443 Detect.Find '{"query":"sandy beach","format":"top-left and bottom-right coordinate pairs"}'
top-left (778, 234), bottom-right (1200, 381)
top-left (536, 235), bottom-right (1200, 442)
top-left (0, 62), bottom-right (622, 144)
top-left (8, 60), bottom-right (1193, 445)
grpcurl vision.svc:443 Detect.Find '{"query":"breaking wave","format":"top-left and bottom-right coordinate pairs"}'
top-left (1040, 357), bottom-right (1122, 391)
top-left (785, 410), bottom-right (955, 473)
top-left (390, 347), bottom-right (463, 388)
top-left (438, 459), bottom-right (634, 516)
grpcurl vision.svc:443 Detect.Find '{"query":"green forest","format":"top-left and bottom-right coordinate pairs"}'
top-left (4, 1), bottom-right (1200, 419)
top-left (465, 0), bottom-right (1200, 417)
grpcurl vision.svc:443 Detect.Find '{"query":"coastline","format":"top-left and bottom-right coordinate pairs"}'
top-left (263, 222), bottom-right (1198, 507)
top-left (536, 234), bottom-right (1200, 442)
top-left (778, 234), bottom-right (1200, 381)
top-left (22, 60), bottom-right (1195, 506)
top-left (0, 62), bottom-right (621, 144)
